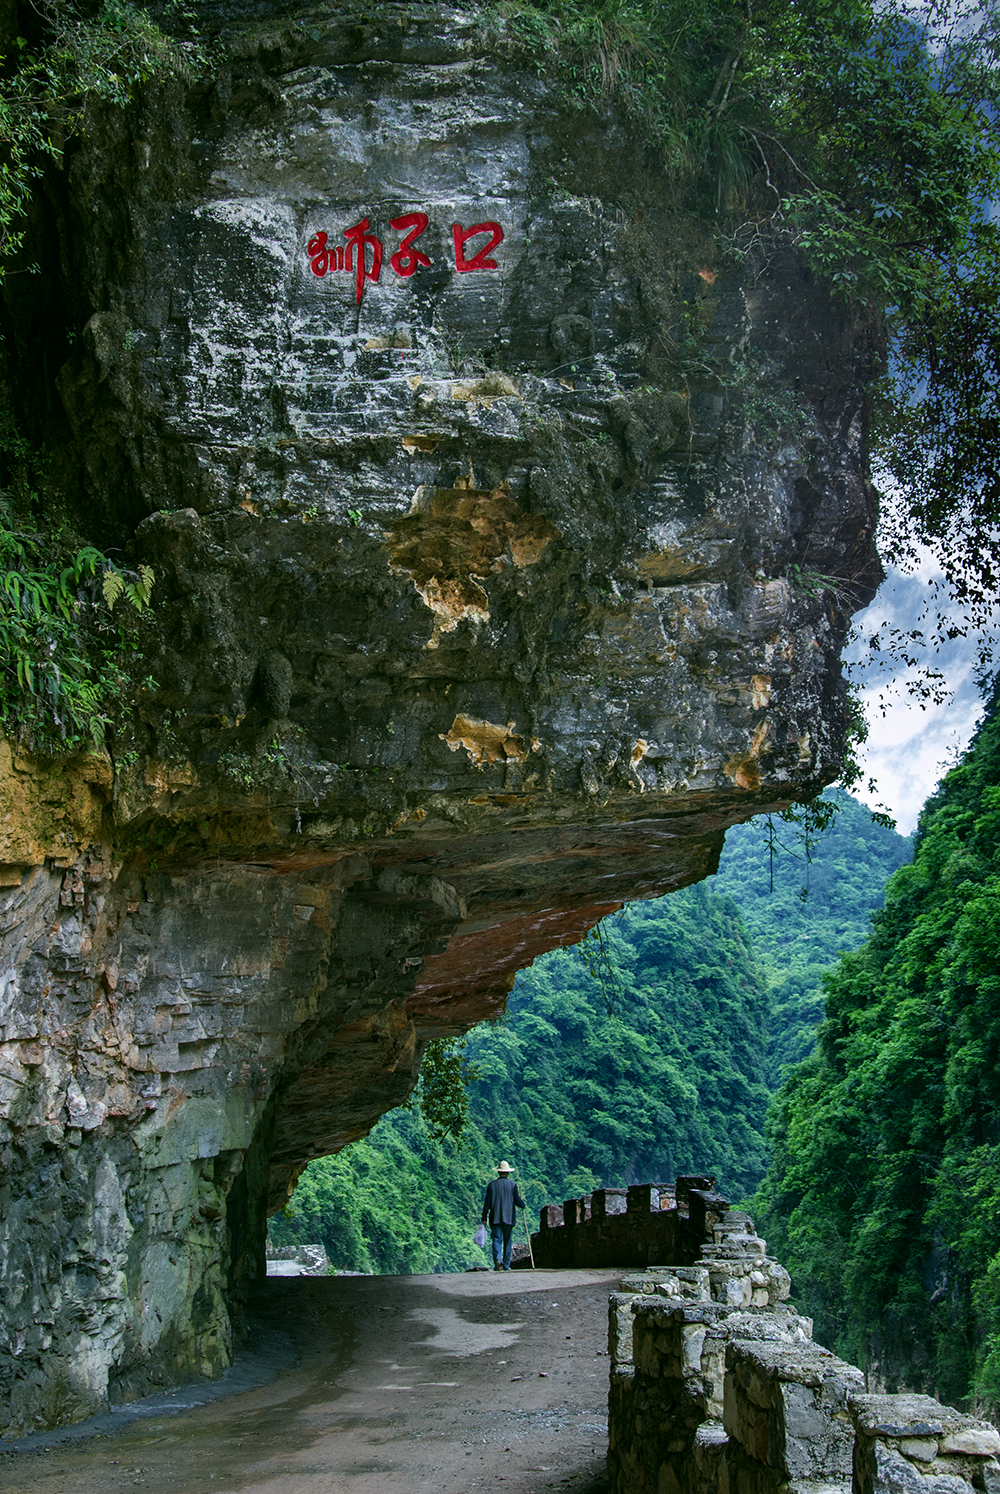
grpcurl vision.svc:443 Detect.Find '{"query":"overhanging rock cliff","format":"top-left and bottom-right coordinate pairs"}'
top-left (0, 0), bottom-right (881, 1434)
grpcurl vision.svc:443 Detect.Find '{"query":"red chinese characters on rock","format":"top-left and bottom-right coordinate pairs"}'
top-left (306, 215), bottom-right (504, 303)
top-left (389, 212), bottom-right (432, 277)
top-left (451, 221), bottom-right (503, 272)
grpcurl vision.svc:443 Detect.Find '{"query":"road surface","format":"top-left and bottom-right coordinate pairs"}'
top-left (2, 1267), bottom-right (622, 1494)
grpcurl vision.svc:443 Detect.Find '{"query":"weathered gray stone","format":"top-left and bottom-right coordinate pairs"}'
top-left (850, 1395), bottom-right (949, 1439)
top-left (850, 1392), bottom-right (1000, 1494)
top-left (610, 1292), bottom-right (640, 1367)
top-left (898, 1442), bottom-right (941, 1465)
top-left (864, 1443), bottom-right (974, 1494)
top-left (940, 1431), bottom-right (1000, 1458)
top-left (724, 1341), bottom-right (864, 1482)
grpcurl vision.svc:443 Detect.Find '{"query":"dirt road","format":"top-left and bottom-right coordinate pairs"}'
top-left (2, 1267), bottom-right (622, 1494)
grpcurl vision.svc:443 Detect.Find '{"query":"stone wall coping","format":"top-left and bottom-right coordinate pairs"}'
top-left (617, 1267), bottom-right (709, 1292)
top-left (629, 1299), bottom-right (813, 1345)
top-left (631, 1298), bottom-right (797, 1321)
top-left (726, 1339), bottom-right (865, 1389)
top-left (849, 1394), bottom-right (1000, 1452)
top-left (718, 1310), bottom-right (814, 1343)
top-left (785, 1482), bottom-right (851, 1494)
top-left (631, 1299), bottom-right (738, 1325)
top-left (701, 1242), bottom-right (766, 1258)
top-left (849, 1392), bottom-right (968, 1440)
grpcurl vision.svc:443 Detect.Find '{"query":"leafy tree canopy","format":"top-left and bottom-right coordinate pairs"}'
top-left (501, 0), bottom-right (1000, 682)
top-left (755, 681), bottom-right (1000, 1413)
top-left (713, 789), bottom-right (912, 1072)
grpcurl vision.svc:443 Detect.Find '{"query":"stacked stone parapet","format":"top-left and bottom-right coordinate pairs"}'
top-left (530, 1174), bottom-right (741, 1270)
top-left (723, 1339), bottom-right (864, 1494)
top-left (603, 1183), bottom-right (1000, 1494)
top-left (851, 1395), bottom-right (1000, 1494)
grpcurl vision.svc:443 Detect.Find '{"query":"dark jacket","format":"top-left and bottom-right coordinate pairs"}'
top-left (482, 1176), bottom-right (525, 1227)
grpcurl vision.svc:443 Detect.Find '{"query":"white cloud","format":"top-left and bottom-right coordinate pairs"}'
top-left (845, 565), bottom-right (989, 833)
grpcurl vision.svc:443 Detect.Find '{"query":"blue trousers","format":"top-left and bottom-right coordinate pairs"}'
top-left (491, 1222), bottom-right (514, 1269)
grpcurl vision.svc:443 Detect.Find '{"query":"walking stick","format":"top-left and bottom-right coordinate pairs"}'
top-left (522, 1207), bottom-right (536, 1270)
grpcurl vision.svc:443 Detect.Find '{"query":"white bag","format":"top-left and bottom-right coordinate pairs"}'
top-left (474, 1223), bottom-right (488, 1249)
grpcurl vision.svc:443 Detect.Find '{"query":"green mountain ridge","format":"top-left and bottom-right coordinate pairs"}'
top-left (712, 790), bottom-right (913, 1071)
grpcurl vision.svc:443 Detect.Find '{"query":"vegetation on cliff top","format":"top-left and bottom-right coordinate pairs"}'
top-left (500, 0), bottom-right (1000, 679)
top-left (756, 682), bottom-right (1000, 1414)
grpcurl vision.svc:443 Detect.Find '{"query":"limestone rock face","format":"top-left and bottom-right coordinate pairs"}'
top-left (0, 1), bottom-right (880, 1434)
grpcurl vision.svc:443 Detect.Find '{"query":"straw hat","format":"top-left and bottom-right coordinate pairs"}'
top-left (496, 1161), bottom-right (512, 1173)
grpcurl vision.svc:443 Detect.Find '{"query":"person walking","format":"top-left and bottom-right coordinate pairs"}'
top-left (481, 1161), bottom-right (525, 1271)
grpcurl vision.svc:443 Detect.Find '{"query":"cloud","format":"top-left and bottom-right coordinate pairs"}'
top-left (845, 565), bottom-right (988, 834)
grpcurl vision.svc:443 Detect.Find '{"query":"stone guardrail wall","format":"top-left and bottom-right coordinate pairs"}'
top-left (604, 1186), bottom-right (1000, 1494)
top-left (530, 1175), bottom-right (737, 1270)
top-left (263, 1243), bottom-right (329, 1276)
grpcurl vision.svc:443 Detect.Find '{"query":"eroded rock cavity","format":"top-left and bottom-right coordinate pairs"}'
top-left (0, 0), bottom-right (880, 1434)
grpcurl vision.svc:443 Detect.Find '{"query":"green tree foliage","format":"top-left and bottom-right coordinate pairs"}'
top-left (416, 1037), bottom-right (479, 1145)
top-left (0, 416), bottom-right (155, 749)
top-left (268, 1106), bottom-right (499, 1275)
top-left (755, 683), bottom-right (1000, 1412)
top-left (0, 0), bottom-right (195, 270)
top-left (712, 791), bottom-right (912, 1072)
top-left (470, 888), bottom-right (772, 1199)
top-left (270, 883), bottom-right (772, 1272)
top-left (0, 523), bottom-right (154, 748)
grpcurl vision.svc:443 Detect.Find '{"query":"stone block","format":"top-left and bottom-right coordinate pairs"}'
top-left (898, 1442), bottom-right (940, 1465)
top-left (725, 1341), bottom-right (864, 1483)
top-left (858, 1442), bottom-right (974, 1494)
top-left (709, 1263), bottom-right (754, 1307)
top-left (764, 1261), bottom-right (792, 1304)
top-left (722, 1309), bottom-right (813, 1344)
top-left (940, 1431), bottom-right (1000, 1458)
top-left (610, 1291), bottom-right (640, 1366)
top-left (677, 1176), bottom-right (717, 1199)
top-left (850, 1393), bottom-right (1000, 1494)
top-left (850, 1395), bottom-right (947, 1440)
top-left (653, 1269), bottom-right (712, 1303)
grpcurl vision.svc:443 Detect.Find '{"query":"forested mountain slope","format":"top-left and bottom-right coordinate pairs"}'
top-left (714, 793), bottom-right (912, 1070)
top-left (756, 684), bottom-right (1000, 1413)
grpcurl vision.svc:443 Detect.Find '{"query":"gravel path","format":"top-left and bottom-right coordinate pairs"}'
top-left (2, 1267), bottom-right (621, 1493)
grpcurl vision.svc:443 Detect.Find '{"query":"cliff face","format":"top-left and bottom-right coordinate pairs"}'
top-left (0, 1), bottom-right (880, 1435)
